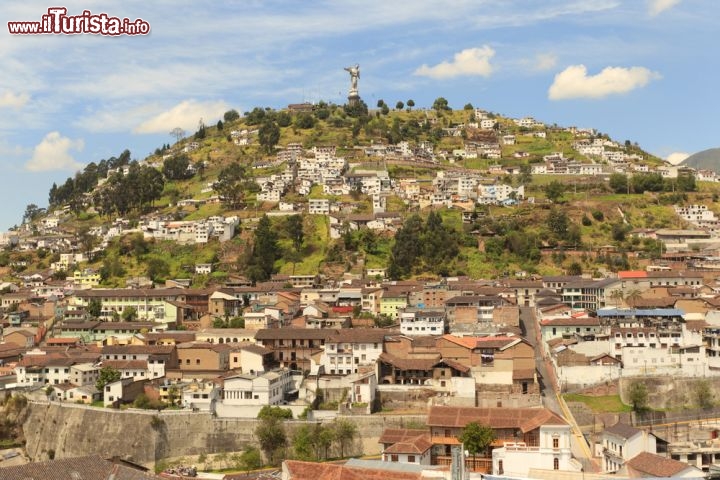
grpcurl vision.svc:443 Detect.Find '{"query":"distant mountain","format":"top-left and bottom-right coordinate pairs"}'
top-left (681, 148), bottom-right (720, 174)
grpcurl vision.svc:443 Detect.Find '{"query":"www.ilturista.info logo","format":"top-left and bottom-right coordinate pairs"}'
top-left (8, 7), bottom-right (150, 35)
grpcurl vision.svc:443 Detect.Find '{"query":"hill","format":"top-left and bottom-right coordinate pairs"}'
top-left (682, 148), bottom-right (720, 174)
top-left (6, 101), bottom-right (709, 286)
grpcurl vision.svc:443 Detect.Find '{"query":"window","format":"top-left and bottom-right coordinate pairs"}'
top-left (553, 458), bottom-right (559, 470)
top-left (391, 455), bottom-right (398, 462)
top-left (498, 460), bottom-right (504, 475)
top-left (407, 455), bottom-right (415, 463)
top-left (553, 437), bottom-right (559, 449)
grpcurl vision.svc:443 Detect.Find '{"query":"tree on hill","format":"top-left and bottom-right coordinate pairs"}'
top-left (628, 380), bottom-right (649, 413)
top-left (162, 154), bottom-right (194, 180)
top-left (223, 109), bottom-right (240, 122)
top-left (544, 180), bottom-right (565, 203)
top-left (215, 162), bottom-right (249, 209)
top-left (169, 127), bottom-right (186, 143)
top-left (245, 215), bottom-right (278, 283)
top-left (237, 446), bottom-right (262, 474)
top-left (259, 120), bottom-right (281, 153)
top-left (395, 101), bottom-right (404, 110)
top-left (388, 214), bottom-right (424, 279)
top-left (257, 405), bottom-right (293, 420)
top-left (406, 99), bottom-right (415, 110)
top-left (432, 97), bottom-right (451, 112)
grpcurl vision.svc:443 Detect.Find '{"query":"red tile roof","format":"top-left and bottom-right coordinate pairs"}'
top-left (626, 452), bottom-right (696, 477)
top-left (427, 406), bottom-right (567, 432)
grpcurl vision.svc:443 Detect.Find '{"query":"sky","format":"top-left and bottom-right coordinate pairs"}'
top-left (0, 0), bottom-right (718, 230)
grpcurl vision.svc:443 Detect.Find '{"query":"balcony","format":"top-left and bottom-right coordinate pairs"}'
top-left (433, 455), bottom-right (491, 473)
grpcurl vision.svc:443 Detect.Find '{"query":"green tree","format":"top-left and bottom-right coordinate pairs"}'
top-left (238, 446), bottom-right (262, 474)
top-left (609, 173), bottom-right (629, 194)
top-left (258, 120), bottom-right (281, 153)
top-left (547, 208), bottom-right (569, 239)
top-left (121, 306), bottom-right (138, 322)
top-left (257, 405), bottom-right (293, 420)
top-left (146, 257), bottom-right (170, 282)
top-left (294, 113), bottom-right (315, 129)
top-left (628, 381), bottom-right (649, 413)
top-left (376, 99), bottom-right (385, 108)
top-left (215, 162), bottom-right (249, 209)
top-left (223, 109), bottom-right (240, 122)
top-left (459, 422), bottom-right (495, 463)
top-left (406, 99), bottom-right (415, 108)
top-left (246, 215), bottom-right (279, 283)
top-left (388, 214), bottom-right (424, 279)
top-left (332, 418), bottom-right (357, 458)
top-left (292, 424), bottom-right (315, 460)
top-left (255, 417), bottom-right (287, 465)
top-left (432, 97), bottom-right (450, 112)
top-left (87, 299), bottom-right (102, 318)
top-left (518, 164), bottom-right (532, 185)
top-left (216, 119), bottom-right (224, 131)
top-left (395, 101), bottom-right (404, 110)
top-left (95, 366), bottom-right (121, 391)
top-left (285, 215), bottom-right (304, 253)
top-left (544, 180), bottom-right (565, 203)
top-left (463, 103), bottom-right (474, 110)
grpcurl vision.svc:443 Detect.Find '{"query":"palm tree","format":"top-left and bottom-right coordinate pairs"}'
top-left (609, 289), bottom-right (625, 308)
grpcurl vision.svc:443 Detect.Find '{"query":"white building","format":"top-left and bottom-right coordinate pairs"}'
top-left (308, 198), bottom-right (330, 215)
top-left (399, 309), bottom-right (446, 336)
top-left (221, 369), bottom-right (294, 406)
top-left (320, 329), bottom-right (388, 375)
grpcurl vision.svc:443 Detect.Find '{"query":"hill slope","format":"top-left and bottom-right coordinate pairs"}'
top-left (682, 148), bottom-right (720, 174)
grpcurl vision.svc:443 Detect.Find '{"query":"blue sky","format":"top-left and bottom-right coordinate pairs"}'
top-left (0, 0), bottom-right (717, 230)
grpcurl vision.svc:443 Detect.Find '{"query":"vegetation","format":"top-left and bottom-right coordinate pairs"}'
top-left (459, 422), bottom-right (495, 461)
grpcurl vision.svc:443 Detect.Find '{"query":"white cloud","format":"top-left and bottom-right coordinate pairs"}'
top-left (133, 100), bottom-right (230, 135)
top-left (25, 132), bottom-right (84, 172)
top-left (0, 90), bottom-right (30, 109)
top-left (666, 152), bottom-right (690, 165)
top-left (414, 46), bottom-right (495, 79)
top-left (648, 0), bottom-right (682, 16)
top-left (548, 65), bottom-right (661, 100)
top-left (533, 53), bottom-right (558, 71)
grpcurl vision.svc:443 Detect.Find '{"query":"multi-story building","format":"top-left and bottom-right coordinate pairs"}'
top-left (426, 405), bottom-right (577, 476)
top-left (399, 309), bottom-right (446, 336)
top-left (319, 329), bottom-right (388, 375)
top-left (221, 369), bottom-right (294, 406)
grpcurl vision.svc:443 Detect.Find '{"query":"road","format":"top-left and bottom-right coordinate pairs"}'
top-left (520, 306), bottom-right (598, 471)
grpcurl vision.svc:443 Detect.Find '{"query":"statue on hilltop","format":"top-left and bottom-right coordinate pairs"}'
top-left (344, 64), bottom-right (360, 96)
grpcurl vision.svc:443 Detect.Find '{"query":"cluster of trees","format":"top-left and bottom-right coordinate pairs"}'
top-left (93, 162), bottom-right (164, 216)
top-left (254, 406), bottom-right (358, 465)
top-left (389, 211), bottom-right (462, 279)
top-left (244, 215), bottom-right (279, 283)
top-left (162, 153), bottom-right (194, 181)
top-left (213, 162), bottom-right (257, 208)
top-left (609, 172), bottom-right (696, 194)
top-left (48, 149), bottom-right (132, 209)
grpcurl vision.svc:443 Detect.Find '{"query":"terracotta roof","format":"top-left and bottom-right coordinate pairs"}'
top-left (427, 405), bottom-right (567, 432)
top-left (102, 360), bottom-right (148, 371)
top-left (0, 455), bottom-right (160, 480)
top-left (255, 328), bottom-right (337, 340)
top-left (626, 451), bottom-right (695, 477)
top-left (283, 460), bottom-right (423, 480)
top-left (384, 433), bottom-right (433, 454)
top-left (439, 334), bottom-right (518, 350)
top-left (378, 428), bottom-right (428, 445)
top-left (378, 353), bottom-right (441, 371)
top-left (603, 422), bottom-right (641, 440)
top-left (102, 345), bottom-right (175, 355)
top-left (327, 328), bottom-right (392, 344)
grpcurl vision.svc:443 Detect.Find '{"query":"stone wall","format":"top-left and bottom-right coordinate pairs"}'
top-left (22, 401), bottom-right (426, 466)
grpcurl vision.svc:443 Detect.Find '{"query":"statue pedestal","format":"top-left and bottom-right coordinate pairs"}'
top-left (347, 92), bottom-right (360, 107)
